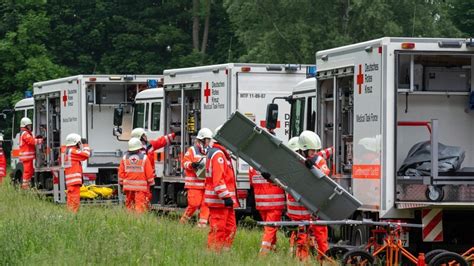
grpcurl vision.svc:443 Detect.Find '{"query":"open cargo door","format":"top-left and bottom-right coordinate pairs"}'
top-left (214, 111), bottom-right (362, 220)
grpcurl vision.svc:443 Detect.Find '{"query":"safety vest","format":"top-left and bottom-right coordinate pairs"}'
top-left (182, 145), bottom-right (206, 189)
top-left (119, 152), bottom-right (154, 192)
top-left (19, 129), bottom-right (36, 162)
top-left (249, 168), bottom-right (285, 211)
top-left (204, 145), bottom-right (238, 208)
top-left (63, 145), bottom-right (90, 187)
top-left (0, 149), bottom-right (6, 177)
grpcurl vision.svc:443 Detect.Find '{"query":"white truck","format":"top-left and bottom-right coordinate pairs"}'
top-left (18, 74), bottom-right (162, 203)
top-left (268, 37), bottom-right (474, 249)
top-left (149, 63), bottom-right (312, 215)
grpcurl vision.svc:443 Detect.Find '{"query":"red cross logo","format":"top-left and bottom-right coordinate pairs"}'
top-left (260, 120), bottom-right (281, 128)
top-left (129, 155), bottom-right (139, 164)
top-left (62, 90), bottom-right (68, 107)
top-left (204, 82), bottom-right (211, 103)
top-left (356, 64), bottom-right (364, 94)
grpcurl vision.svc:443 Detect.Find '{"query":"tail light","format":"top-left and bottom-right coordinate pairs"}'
top-left (241, 66), bottom-right (251, 72)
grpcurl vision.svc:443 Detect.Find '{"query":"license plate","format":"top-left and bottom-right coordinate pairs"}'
top-left (236, 199), bottom-right (246, 209)
top-left (400, 232), bottom-right (409, 247)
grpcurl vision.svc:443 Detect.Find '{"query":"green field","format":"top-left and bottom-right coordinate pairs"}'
top-left (0, 182), bottom-right (302, 265)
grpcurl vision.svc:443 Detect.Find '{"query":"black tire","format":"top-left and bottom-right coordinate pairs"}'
top-left (425, 186), bottom-right (444, 202)
top-left (351, 225), bottom-right (368, 246)
top-left (429, 251), bottom-right (468, 266)
top-left (425, 249), bottom-right (447, 264)
top-left (342, 249), bottom-right (375, 265)
top-left (326, 246), bottom-right (349, 260)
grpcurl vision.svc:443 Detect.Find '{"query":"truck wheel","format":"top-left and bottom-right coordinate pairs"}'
top-left (425, 186), bottom-right (444, 202)
top-left (351, 225), bottom-right (368, 246)
top-left (342, 249), bottom-right (375, 265)
top-left (425, 249), bottom-right (447, 264)
top-left (429, 251), bottom-right (468, 266)
top-left (326, 246), bottom-right (349, 260)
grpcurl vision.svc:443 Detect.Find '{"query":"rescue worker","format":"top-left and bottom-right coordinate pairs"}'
top-left (0, 135), bottom-right (6, 184)
top-left (286, 132), bottom-right (330, 260)
top-left (204, 126), bottom-right (238, 252)
top-left (180, 128), bottom-right (212, 227)
top-left (64, 133), bottom-right (90, 213)
top-left (249, 167), bottom-right (285, 254)
top-left (19, 117), bottom-right (42, 189)
top-left (118, 138), bottom-right (154, 213)
top-left (130, 128), bottom-right (178, 207)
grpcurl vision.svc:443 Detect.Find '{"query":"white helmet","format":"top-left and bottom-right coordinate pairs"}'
top-left (0, 135), bottom-right (4, 141)
top-left (287, 137), bottom-right (300, 152)
top-left (213, 125), bottom-right (223, 138)
top-left (298, 131), bottom-right (321, 151)
top-left (20, 117), bottom-right (32, 127)
top-left (131, 128), bottom-right (146, 139)
top-left (65, 133), bottom-right (82, 147)
top-left (128, 138), bottom-right (143, 151)
top-left (196, 128), bottom-right (213, 140)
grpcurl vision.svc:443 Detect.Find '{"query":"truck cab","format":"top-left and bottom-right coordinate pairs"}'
top-left (10, 97), bottom-right (34, 183)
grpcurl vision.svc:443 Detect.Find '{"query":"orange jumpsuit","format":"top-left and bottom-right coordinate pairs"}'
top-left (180, 144), bottom-right (210, 226)
top-left (64, 144), bottom-right (90, 213)
top-left (204, 143), bottom-right (238, 252)
top-left (19, 128), bottom-right (39, 189)
top-left (287, 154), bottom-right (330, 260)
top-left (143, 133), bottom-right (175, 207)
top-left (118, 152), bottom-right (154, 213)
top-left (249, 167), bottom-right (285, 254)
top-left (0, 147), bottom-right (6, 184)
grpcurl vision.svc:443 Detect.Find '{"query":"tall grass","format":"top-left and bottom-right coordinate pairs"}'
top-left (0, 183), bottom-right (304, 265)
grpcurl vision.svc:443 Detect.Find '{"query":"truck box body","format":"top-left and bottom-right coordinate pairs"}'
top-left (161, 63), bottom-right (311, 210)
top-left (31, 75), bottom-right (161, 202)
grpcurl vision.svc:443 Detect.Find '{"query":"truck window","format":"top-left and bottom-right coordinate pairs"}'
top-left (306, 96), bottom-right (316, 131)
top-left (150, 102), bottom-right (161, 131)
top-left (290, 98), bottom-right (305, 137)
top-left (144, 103), bottom-right (149, 130)
top-left (12, 110), bottom-right (24, 137)
top-left (133, 103), bottom-right (145, 129)
top-left (27, 109), bottom-right (33, 120)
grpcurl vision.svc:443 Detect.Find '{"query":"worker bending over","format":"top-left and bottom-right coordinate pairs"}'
top-left (64, 134), bottom-right (90, 213)
top-left (131, 128), bottom-right (178, 208)
top-left (119, 138), bottom-right (154, 213)
top-left (204, 126), bottom-right (238, 252)
top-left (249, 167), bottom-right (285, 255)
top-left (180, 128), bottom-right (212, 227)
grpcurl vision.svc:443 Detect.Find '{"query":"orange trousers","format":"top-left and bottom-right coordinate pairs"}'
top-left (21, 160), bottom-right (34, 189)
top-left (125, 190), bottom-right (147, 214)
top-left (180, 189), bottom-right (210, 226)
top-left (293, 225), bottom-right (329, 261)
top-left (259, 209), bottom-right (282, 254)
top-left (67, 185), bottom-right (81, 213)
top-left (208, 207), bottom-right (236, 252)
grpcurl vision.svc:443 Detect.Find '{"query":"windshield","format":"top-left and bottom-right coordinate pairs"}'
top-left (290, 98), bottom-right (305, 137)
top-left (133, 103), bottom-right (145, 129)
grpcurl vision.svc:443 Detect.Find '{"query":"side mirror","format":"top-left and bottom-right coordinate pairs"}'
top-left (265, 103), bottom-right (279, 130)
top-left (113, 127), bottom-right (122, 137)
top-left (113, 107), bottom-right (124, 127)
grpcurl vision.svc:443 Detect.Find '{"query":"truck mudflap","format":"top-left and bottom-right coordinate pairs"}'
top-left (214, 111), bottom-right (362, 220)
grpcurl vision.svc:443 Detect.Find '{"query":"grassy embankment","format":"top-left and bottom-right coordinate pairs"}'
top-left (0, 182), bottom-right (304, 265)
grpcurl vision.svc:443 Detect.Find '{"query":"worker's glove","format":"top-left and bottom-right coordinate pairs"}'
top-left (304, 158), bottom-right (315, 169)
top-left (191, 162), bottom-right (201, 169)
top-left (223, 197), bottom-right (233, 207)
top-left (81, 138), bottom-right (88, 144)
top-left (261, 172), bottom-right (271, 180)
